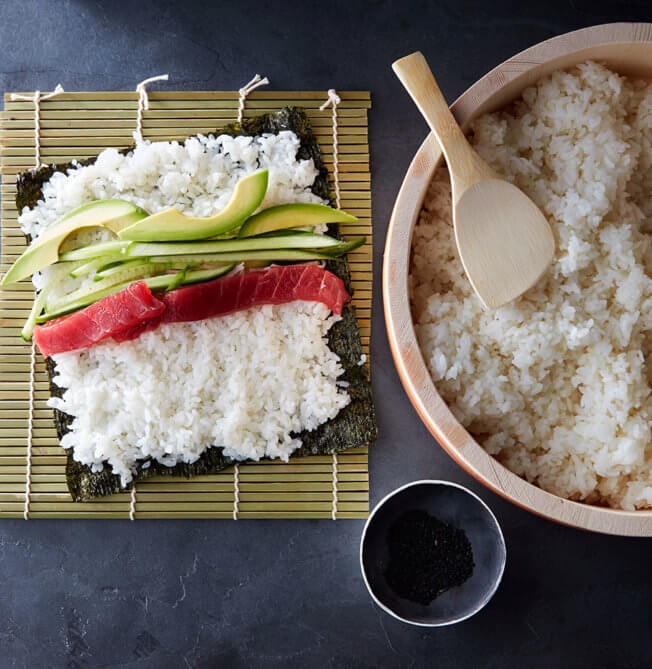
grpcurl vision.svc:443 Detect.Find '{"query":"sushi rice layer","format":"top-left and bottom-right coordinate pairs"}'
top-left (19, 130), bottom-right (323, 239)
top-left (18, 132), bottom-right (350, 481)
top-left (50, 302), bottom-right (349, 485)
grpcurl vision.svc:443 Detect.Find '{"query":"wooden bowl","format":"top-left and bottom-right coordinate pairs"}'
top-left (383, 23), bottom-right (652, 536)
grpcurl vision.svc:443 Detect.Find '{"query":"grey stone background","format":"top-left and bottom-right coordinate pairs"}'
top-left (1, 1), bottom-right (651, 667)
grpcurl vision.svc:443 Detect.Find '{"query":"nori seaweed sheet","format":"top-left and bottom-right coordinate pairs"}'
top-left (19, 107), bottom-right (377, 501)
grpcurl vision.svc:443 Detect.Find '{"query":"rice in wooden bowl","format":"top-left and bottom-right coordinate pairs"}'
top-left (384, 23), bottom-right (652, 535)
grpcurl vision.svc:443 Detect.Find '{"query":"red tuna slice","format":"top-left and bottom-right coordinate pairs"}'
top-left (111, 317), bottom-right (162, 343)
top-left (32, 265), bottom-right (349, 357)
top-left (160, 264), bottom-right (349, 323)
top-left (251, 264), bottom-right (283, 303)
top-left (33, 281), bottom-right (165, 357)
top-left (235, 271), bottom-right (260, 310)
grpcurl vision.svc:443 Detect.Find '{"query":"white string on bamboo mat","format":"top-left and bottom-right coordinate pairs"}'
top-left (237, 74), bottom-right (269, 124)
top-left (321, 88), bottom-right (343, 519)
top-left (10, 85), bottom-right (65, 169)
top-left (233, 464), bottom-right (240, 520)
top-left (230, 74), bottom-right (269, 519)
top-left (23, 341), bottom-right (37, 520)
top-left (127, 73), bottom-right (170, 516)
top-left (331, 452), bottom-right (339, 520)
top-left (10, 85), bottom-right (65, 519)
top-left (134, 74), bottom-right (169, 143)
top-left (129, 485), bottom-right (137, 521)
top-left (320, 89), bottom-right (342, 210)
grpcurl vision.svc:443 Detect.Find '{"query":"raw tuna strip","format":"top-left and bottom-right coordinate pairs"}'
top-left (33, 265), bottom-right (349, 357)
top-left (126, 265), bottom-right (337, 332)
top-left (159, 264), bottom-right (349, 324)
top-left (33, 281), bottom-right (165, 357)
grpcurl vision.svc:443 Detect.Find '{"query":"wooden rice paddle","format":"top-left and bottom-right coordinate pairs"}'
top-left (392, 52), bottom-right (555, 309)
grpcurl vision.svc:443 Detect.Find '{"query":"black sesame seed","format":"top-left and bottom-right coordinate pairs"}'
top-left (384, 509), bottom-right (474, 605)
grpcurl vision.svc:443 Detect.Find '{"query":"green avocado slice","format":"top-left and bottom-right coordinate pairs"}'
top-left (1, 199), bottom-right (149, 287)
top-left (238, 202), bottom-right (357, 237)
top-left (118, 169), bottom-right (269, 242)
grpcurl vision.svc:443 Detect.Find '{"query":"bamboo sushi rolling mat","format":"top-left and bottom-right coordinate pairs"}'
top-left (0, 89), bottom-right (371, 519)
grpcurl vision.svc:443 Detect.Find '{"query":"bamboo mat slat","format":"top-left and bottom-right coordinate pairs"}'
top-left (0, 90), bottom-right (372, 519)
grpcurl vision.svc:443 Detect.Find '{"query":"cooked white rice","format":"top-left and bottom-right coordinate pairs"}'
top-left (20, 130), bottom-right (323, 239)
top-left (17, 132), bottom-right (349, 481)
top-left (50, 302), bottom-right (349, 485)
top-left (20, 131), bottom-right (326, 299)
top-left (410, 62), bottom-right (651, 509)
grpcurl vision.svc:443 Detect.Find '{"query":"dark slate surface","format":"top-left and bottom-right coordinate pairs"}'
top-left (1, 1), bottom-right (651, 667)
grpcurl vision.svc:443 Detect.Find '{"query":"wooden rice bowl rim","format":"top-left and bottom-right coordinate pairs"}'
top-left (383, 23), bottom-right (652, 536)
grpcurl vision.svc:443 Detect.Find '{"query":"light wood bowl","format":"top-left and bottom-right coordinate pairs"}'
top-left (384, 23), bottom-right (652, 536)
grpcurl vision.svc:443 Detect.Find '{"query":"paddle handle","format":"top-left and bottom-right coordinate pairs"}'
top-left (392, 52), bottom-right (492, 199)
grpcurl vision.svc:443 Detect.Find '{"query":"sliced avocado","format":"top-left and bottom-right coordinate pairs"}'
top-left (125, 233), bottom-right (340, 258)
top-left (238, 202), bottom-right (357, 238)
top-left (118, 170), bottom-right (269, 242)
top-left (1, 199), bottom-right (148, 287)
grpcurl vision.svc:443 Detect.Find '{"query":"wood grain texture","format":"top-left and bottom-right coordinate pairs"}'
top-left (392, 51), bottom-right (555, 310)
top-left (0, 90), bottom-right (372, 519)
top-left (383, 24), bottom-right (652, 536)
